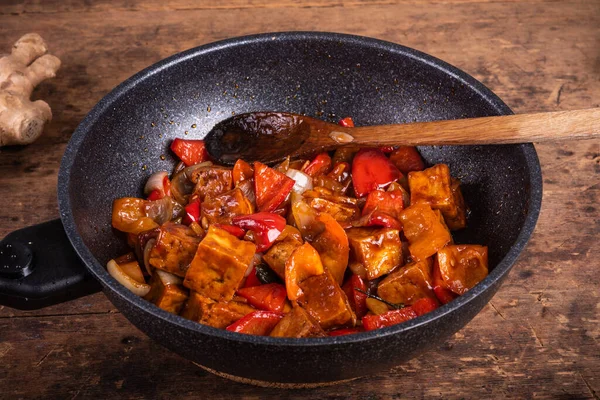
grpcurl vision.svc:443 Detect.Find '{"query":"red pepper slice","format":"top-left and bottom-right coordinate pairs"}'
top-left (225, 311), bottom-right (284, 336)
top-left (183, 197), bottom-right (201, 225)
top-left (379, 146), bottom-right (396, 154)
top-left (351, 149), bottom-right (401, 197)
top-left (243, 267), bottom-right (261, 288)
top-left (367, 211), bottom-right (402, 229)
top-left (237, 283), bottom-right (288, 312)
top-left (147, 189), bottom-right (162, 201)
top-left (253, 161), bottom-right (295, 212)
top-left (170, 138), bottom-right (210, 167)
top-left (231, 212), bottom-right (286, 252)
top-left (410, 297), bottom-right (440, 317)
top-left (328, 327), bottom-right (363, 336)
top-left (338, 117), bottom-right (355, 127)
top-left (342, 274), bottom-right (368, 318)
top-left (304, 153), bottom-right (332, 177)
top-left (433, 257), bottom-right (458, 305)
top-left (213, 223), bottom-right (246, 238)
top-left (362, 307), bottom-right (418, 331)
top-left (389, 146), bottom-right (425, 175)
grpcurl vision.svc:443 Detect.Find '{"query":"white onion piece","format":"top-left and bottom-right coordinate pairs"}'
top-left (107, 259), bottom-right (151, 296)
top-left (244, 254), bottom-right (262, 277)
top-left (285, 168), bottom-right (313, 194)
top-left (144, 171), bottom-right (169, 196)
top-left (155, 269), bottom-right (183, 286)
top-left (143, 238), bottom-right (156, 276)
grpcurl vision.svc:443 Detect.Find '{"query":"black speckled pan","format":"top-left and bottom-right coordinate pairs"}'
top-left (1, 32), bottom-right (542, 385)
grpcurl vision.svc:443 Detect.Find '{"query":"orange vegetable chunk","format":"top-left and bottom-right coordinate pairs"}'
top-left (112, 197), bottom-right (159, 234)
top-left (346, 227), bottom-right (402, 280)
top-left (148, 222), bottom-right (202, 277)
top-left (311, 212), bottom-right (350, 285)
top-left (436, 245), bottom-right (488, 295)
top-left (270, 306), bottom-right (326, 338)
top-left (285, 242), bottom-right (324, 301)
top-left (263, 225), bottom-right (303, 279)
top-left (184, 226), bottom-right (256, 301)
top-left (400, 203), bottom-right (452, 261)
top-left (377, 258), bottom-right (435, 305)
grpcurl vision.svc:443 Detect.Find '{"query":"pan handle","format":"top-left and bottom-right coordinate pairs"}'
top-left (0, 219), bottom-right (101, 310)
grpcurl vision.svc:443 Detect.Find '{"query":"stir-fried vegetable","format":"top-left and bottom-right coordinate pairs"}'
top-left (109, 133), bottom-right (489, 337)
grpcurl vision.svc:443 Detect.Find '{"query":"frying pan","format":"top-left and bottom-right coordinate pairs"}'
top-left (0, 32), bottom-right (542, 385)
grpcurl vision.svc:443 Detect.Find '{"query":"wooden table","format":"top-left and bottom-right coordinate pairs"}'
top-left (1, 1), bottom-right (598, 398)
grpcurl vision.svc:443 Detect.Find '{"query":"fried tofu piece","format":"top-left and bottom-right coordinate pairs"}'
top-left (262, 225), bottom-right (303, 279)
top-left (270, 306), bottom-right (326, 338)
top-left (184, 226), bottom-right (256, 301)
top-left (409, 164), bottom-right (465, 229)
top-left (201, 187), bottom-right (254, 225)
top-left (180, 292), bottom-right (256, 329)
top-left (148, 222), bottom-right (202, 277)
top-left (144, 270), bottom-right (189, 314)
top-left (298, 270), bottom-right (356, 330)
top-left (377, 258), bottom-right (435, 305)
top-left (436, 245), bottom-right (488, 295)
top-left (191, 166), bottom-right (233, 200)
top-left (308, 197), bottom-right (360, 223)
top-left (444, 178), bottom-right (467, 230)
top-left (400, 204), bottom-right (452, 261)
top-left (346, 227), bottom-right (402, 280)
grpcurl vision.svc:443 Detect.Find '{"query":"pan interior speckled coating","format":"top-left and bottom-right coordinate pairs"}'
top-left (58, 32), bottom-right (541, 381)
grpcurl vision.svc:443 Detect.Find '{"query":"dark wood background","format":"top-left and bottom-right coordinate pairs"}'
top-left (1, 1), bottom-right (598, 398)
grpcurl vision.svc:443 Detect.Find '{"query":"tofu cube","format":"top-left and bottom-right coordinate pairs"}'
top-left (346, 227), bottom-right (402, 280)
top-left (409, 164), bottom-right (464, 229)
top-left (270, 306), bottom-right (326, 338)
top-left (180, 292), bottom-right (256, 329)
top-left (191, 166), bottom-right (233, 201)
top-left (436, 245), bottom-right (488, 295)
top-left (262, 225), bottom-right (303, 279)
top-left (400, 203), bottom-right (452, 261)
top-left (149, 222), bottom-right (202, 277)
top-left (308, 197), bottom-right (360, 223)
top-left (144, 269), bottom-right (189, 314)
top-left (298, 270), bottom-right (356, 330)
top-left (377, 258), bottom-right (435, 305)
top-left (444, 178), bottom-right (467, 230)
top-left (201, 187), bottom-right (254, 225)
top-left (184, 226), bottom-right (256, 301)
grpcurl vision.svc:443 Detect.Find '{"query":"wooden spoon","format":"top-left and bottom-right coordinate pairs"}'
top-left (203, 108), bottom-right (600, 165)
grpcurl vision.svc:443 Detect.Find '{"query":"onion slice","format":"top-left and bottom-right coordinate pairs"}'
top-left (154, 269), bottom-right (183, 286)
top-left (107, 259), bottom-right (151, 296)
top-left (285, 168), bottom-right (313, 194)
top-left (144, 171), bottom-right (169, 196)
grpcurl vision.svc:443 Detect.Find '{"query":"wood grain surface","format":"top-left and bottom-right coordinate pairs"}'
top-left (0, 1), bottom-right (598, 399)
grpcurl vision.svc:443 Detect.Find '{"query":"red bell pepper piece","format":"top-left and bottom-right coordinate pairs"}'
top-left (328, 327), bottom-right (363, 336)
top-left (304, 153), bottom-right (332, 177)
top-left (225, 311), bottom-right (284, 336)
top-left (183, 197), bottom-right (201, 225)
top-left (243, 267), bottom-right (261, 288)
top-left (367, 211), bottom-right (402, 229)
top-left (213, 223), bottom-right (246, 238)
top-left (351, 149), bottom-right (401, 197)
top-left (231, 212), bottom-right (286, 252)
top-left (237, 283), bottom-right (288, 312)
top-left (389, 146), bottom-right (425, 175)
top-left (342, 274), bottom-right (368, 318)
top-left (338, 117), bottom-right (355, 127)
top-left (433, 257), bottom-right (458, 305)
top-left (253, 162), bottom-right (295, 212)
top-left (379, 146), bottom-right (395, 154)
top-left (170, 138), bottom-right (210, 167)
top-left (362, 307), bottom-right (418, 331)
top-left (362, 190), bottom-right (405, 220)
top-left (410, 297), bottom-right (440, 317)
top-left (147, 189), bottom-right (162, 201)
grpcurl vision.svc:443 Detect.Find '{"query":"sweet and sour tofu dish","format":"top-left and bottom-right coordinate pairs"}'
top-left (110, 117), bottom-right (489, 337)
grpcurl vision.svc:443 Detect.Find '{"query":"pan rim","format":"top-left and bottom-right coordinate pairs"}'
top-left (58, 31), bottom-right (542, 347)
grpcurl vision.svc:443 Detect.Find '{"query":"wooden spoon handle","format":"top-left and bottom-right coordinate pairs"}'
top-left (349, 108), bottom-right (600, 146)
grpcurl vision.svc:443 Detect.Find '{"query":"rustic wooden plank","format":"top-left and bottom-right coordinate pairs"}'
top-left (0, 0), bottom-right (598, 398)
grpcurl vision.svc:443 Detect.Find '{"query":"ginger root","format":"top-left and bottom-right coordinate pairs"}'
top-left (0, 33), bottom-right (61, 146)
